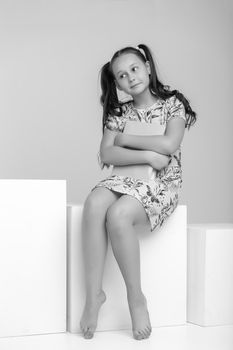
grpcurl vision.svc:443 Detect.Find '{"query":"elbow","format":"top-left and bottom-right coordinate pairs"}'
top-left (99, 150), bottom-right (107, 165)
top-left (99, 147), bottom-right (111, 166)
top-left (166, 140), bottom-right (180, 155)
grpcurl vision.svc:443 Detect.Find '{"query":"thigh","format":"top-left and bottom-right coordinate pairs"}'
top-left (84, 187), bottom-right (121, 214)
top-left (107, 194), bottom-right (150, 228)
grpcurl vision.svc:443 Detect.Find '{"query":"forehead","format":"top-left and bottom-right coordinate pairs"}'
top-left (112, 53), bottom-right (144, 74)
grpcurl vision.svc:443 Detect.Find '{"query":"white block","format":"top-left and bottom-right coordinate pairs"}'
top-left (187, 224), bottom-right (233, 326)
top-left (67, 204), bottom-right (187, 332)
top-left (0, 180), bottom-right (67, 338)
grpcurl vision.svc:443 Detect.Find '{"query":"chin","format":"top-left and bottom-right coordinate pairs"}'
top-left (131, 87), bottom-right (146, 97)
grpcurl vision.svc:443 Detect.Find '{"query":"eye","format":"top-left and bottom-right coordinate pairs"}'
top-left (132, 66), bottom-right (138, 71)
top-left (119, 73), bottom-right (127, 79)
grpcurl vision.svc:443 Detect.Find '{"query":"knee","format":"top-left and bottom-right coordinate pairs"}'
top-left (106, 202), bottom-right (133, 234)
top-left (83, 190), bottom-right (104, 217)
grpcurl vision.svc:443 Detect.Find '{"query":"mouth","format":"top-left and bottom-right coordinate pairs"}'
top-left (131, 83), bottom-right (141, 88)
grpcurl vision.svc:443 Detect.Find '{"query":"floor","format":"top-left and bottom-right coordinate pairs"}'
top-left (0, 324), bottom-right (233, 350)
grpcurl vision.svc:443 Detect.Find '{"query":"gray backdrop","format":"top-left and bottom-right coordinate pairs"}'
top-left (0, 0), bottom-right (232, 224)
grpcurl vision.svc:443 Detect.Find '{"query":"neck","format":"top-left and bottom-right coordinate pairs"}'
top-left (132, 89), bottom-right (158, 109)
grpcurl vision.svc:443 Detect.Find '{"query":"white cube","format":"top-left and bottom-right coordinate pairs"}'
top-left (67, 204), bottom-right (187, 332)
top-left (0, 180), bottom-right (67, 338)
top-left (187, 224), bottom-right (233, 326)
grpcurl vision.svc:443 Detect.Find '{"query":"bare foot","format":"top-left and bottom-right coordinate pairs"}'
top-left (127, 292), bottom-right (152, 340)
top-left (80, 290), bottom-right (106, 339)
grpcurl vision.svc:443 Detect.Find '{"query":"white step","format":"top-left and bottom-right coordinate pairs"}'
top-left (67, 204), bottom-right (187, 332)
top-left (187, 223), bottom-right (233, 326)
top-left (0, 180), bottom-right (67, 338)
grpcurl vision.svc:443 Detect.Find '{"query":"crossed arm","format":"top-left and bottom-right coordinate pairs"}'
top-left (100, 117), bottom-right (186, 171)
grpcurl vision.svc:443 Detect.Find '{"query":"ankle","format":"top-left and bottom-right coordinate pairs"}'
top-left (86, 290), bottom-right (105, 303)
top-left (127, 289), bottom-right (145, 302)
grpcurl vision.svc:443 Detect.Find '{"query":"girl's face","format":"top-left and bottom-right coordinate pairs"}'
top-left (112, 53), bottom-right (151, 97)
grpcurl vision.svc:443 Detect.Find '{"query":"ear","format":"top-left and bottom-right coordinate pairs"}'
top-left (115, 79), bottom-right (122, 91)
top-left (145, 61), bottom-right (151, 75)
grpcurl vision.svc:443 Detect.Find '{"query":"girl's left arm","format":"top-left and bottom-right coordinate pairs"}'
top-left (114, 117), bottom-right (186, 155)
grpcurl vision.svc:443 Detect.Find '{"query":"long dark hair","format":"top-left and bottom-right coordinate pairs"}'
top-left (100, 44), bottom-right (197, 133)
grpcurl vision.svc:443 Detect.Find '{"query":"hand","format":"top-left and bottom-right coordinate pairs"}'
top-left (114, 133), bottom-right (126, 147)
top-left (146, 151), bottom-right (170, 170)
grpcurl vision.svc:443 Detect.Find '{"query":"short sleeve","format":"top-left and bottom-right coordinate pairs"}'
top-left (105, 114), bottom-right (125, 132)
top-left (104, 103), bottom-right (129, 132)
top-left (166, 96), bottom-right (187, 124)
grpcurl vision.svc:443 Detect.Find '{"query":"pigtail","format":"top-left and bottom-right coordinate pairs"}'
top-left (100, 62), bottom-right (122, 134)
top-left (168, 89), bottom-right (197, 128)
top-left (138, 44), bottom-right (197, 129)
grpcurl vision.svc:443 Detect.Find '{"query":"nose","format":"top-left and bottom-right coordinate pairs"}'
top-left (128, 74), bottom-right (135, 82)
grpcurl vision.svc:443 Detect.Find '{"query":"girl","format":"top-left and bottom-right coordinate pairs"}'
top-left (80, 44), bottom-right (196, 340)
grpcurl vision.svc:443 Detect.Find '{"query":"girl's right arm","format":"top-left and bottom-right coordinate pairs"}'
top-left (100, 129), bottom-right (170, 170)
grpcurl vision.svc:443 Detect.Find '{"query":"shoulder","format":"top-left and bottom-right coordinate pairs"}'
top-left (109, 100), bottom-right (132, 116)
top-left (165, 95), bottom-right (184, 110)
top-left (105, 102), bottom-right (130, 132)
top-left (165, 95), bottom-right (186, 123)
top-left (121, 100), bottom-right (134, 114)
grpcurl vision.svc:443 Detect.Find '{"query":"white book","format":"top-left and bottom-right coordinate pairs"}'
top-left (111, 120), bottom-right (165, 181)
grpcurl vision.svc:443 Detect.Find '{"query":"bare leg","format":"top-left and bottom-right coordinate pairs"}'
top-left (80, 187), bottom-right (120, 339)
top-left (106, 195), bottom-right (152, 340)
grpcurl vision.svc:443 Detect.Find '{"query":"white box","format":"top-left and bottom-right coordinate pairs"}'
top-left (67, 204), bottom-right (187, 332)
top-left (0, 180), bottom-right (67, 338)
top-left (187, 223), bottom-right (233, 326)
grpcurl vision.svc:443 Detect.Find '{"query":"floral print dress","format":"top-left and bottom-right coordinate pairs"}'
top-left (92, 95), bottom-right (187, 232)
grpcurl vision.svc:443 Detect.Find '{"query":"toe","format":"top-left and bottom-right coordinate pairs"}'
top-left (134, 330), bottom-right (144, 340)
top-left (141, 329), bottom-right (149, 339)
top-left (84, 330), bottom-right (94, 339)
top-left (136, 327), bottom-right (151, 339)
top-left (82, 326), bottom-right (87, 334)
top-left (144, 329), bottom-right (151, 338)
top-left (84, 326), bottom-right (95, 339)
